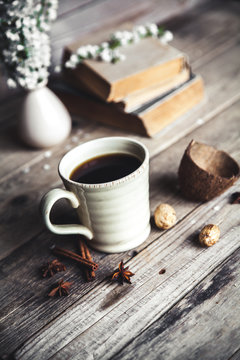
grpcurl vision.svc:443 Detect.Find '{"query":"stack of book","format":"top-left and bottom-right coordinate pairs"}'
top-left (59, 31), bottom-right (204, 137)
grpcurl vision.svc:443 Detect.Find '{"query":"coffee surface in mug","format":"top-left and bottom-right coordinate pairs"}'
top-left (70, 153), bottom-right (141, 184)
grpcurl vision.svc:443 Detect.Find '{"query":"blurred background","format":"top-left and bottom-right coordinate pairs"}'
top-left (0, 0), bottom-right (213, 101)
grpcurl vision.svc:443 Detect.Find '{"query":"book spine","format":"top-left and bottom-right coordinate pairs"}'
top-left (110, 55), bottom-right (186, 102)
top-left (140, 75), bottom-right (204, 136)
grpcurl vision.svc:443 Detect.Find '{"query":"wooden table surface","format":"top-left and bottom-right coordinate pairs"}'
top-left (0, 0), bottom-right (240, 359)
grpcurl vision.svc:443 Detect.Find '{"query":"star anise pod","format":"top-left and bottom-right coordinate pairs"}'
top-left (111, 261), bottom-right (135, 284)
top-left (231, 192), bottom-right (240, 204)
top-left (48, 279), bottom-right (73, 297)
top-left (41, 259), bottom-right (66, 278)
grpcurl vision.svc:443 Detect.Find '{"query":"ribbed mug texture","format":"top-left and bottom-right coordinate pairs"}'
top-left (59, 137), bottom-right (150, 252)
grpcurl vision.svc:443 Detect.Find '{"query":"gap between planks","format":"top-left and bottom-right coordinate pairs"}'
top-left (0, 38), bottom-right (240, 184)
top-left (14, 182), bottom-right (240, 360)
top-left (0, 96), bottom-right (239, 262)
top-left (50, 0), bottom-right (239, 65)
top-left (0, 0), bottom-right (240, 180)
top-left (111, 248), bottom-right (240, 360)
top-left (57, 0), bottom-right (105, 19)
top-left (228, 348), bottom-right (240, 360)
top-left (7, 102), bottom-right (240, 356)
top-left (1, 99), bottom-right (239, 357)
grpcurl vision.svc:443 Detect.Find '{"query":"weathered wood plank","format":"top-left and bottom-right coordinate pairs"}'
top-left (111, 248), bottom-right (240, 360)
top-left (57, 0), bottom-right (96, 18)
top-left (0, 118), bottom-right (93, 185)
top-left (228, 349), bottom-right (240, 360)
top-left (0, 0), bottom-right (238, 102)
top-left (0, 99), bottom-right (239, 357)
top-left (0, 0), bottom-right (207, 101)
top-left (0, 31), bottom-right (239, 184)
top-left (0, 92), bottom-right (23, 125)
top-left (0, 2), bottom-right (239, 359)
top-left (52, 0), bottom-right (240, 68)
top-left (0, 77), bottom-right (239, 264)
top-left (14, 184), bottom-right (240, 360)
top-left (0, 0), bottom-right (239, 181)
top-left (168, 1), bottom-right (240, 64)
top-left (50, 0), bottom-right (210, 66)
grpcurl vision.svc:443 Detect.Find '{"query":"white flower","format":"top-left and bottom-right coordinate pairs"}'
top-left (123, 31), bottom-right (133, 41)
top-left (119, 37), bottom-right (128, 46)
top-left (50, 0), bottom-right (58, 6)
top-left (15, 19), bottom-right (22, 28)
top-left (1, 0), bottom-right (59, 90)
top-left (77, 46), bottom-right (88, 57)
top-left (160, 30), bottom-right (173, 44)
top-left (63, 23), bottom-right (172, 67)
top-left (65, 60), bottom-right (76, 69)
top-left (35, 4), bottom-right (42, 12)
top-left (134, 25), bottom-right (147, 37)
top-left (70, 54), bottom-right (78, 63)
top-left (117, 53), bottom-right (126, 61)
top-left (7, 10), bottom-right (15, 17)
top-left (112, 31), bottom-right (122, 40)
top-left (3, 49), bottom-right (10, 57)
top-left (30, 18), bottom-right (37, 27)
top-left (146, 23), bottom-right (159, 36)
top-left (7, 78), bottom-right (17, 88)
top-left (6, 30), bottom-right (19, 41)
top-left (132, 32), bottom-right (140, 43)
top-left (40, 22), bottom-right (50, 32)
top-left (48, 9), bottom-right (57, 21)
top-left (18, 77), bottom-right (26, 87)
top-left (99, 48), bottom-right (112, 62)
top-left (91, 45), bottom-right (100, 55)
top-left (17, 44), bottom-right (24, 51)
top-left (100, 42), bottom-right (108, 49)
top-left (85, 44), bottom-right (98, 56)
top-left (54, 65), bottom-right (61, 73)
top-left (23, 17), bottom-right (31, 27)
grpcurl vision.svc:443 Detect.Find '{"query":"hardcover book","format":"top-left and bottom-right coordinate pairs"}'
top-left (54, 74), bottom-right (204, 137)
top-left (64, 37), bottom-right (187, 102)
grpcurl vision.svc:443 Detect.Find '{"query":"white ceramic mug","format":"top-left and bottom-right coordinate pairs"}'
top-left (40, 137), bottom-right (150, 253)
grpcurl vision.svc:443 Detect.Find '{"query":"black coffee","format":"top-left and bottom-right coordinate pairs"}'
top-left (70, 153), bottom-right (141, 184)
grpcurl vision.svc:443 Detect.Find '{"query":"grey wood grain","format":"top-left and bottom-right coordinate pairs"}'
top-left (0, 38), bottom-right (239, 262)
top-left (111, 248), bottom-right (240, 360)
top-left (0, 0), bottom-right (240, 181)
top-left (0, 2), bottom-right (239, 359)
top-left (50, 0), bottom-right (210, 66)
top-left (0, 32), bottom-right (239, 183)
top-left (57, 0), bottom-right (97, 18)
top-left (0, 100), bottom-right (238, 358)
top-left (14, 184), bottom-right (240, 360)
top-left (0, 0), bottom-right (236, 101)
top-left (3, 0), bottom-right (205, 100)
top-left (0, 0), bottom-right (239, 181)
top-left (228, 348), bottom-right (240, 360)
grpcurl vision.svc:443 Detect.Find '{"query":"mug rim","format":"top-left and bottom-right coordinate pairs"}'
top-left (58, 136), bottom-right (149, 189)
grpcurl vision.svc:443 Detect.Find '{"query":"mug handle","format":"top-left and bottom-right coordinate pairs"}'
top-left (40, 188), bottom-right (93, 239)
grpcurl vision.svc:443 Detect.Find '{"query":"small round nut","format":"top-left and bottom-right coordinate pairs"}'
top-left (199, 224), bottom-right (220, 247)
top-left (154, 203), bottom-right (177, 230)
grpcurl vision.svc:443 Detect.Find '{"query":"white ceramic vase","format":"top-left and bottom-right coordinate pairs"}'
top-left (19, 86), bottom-right (72, 148)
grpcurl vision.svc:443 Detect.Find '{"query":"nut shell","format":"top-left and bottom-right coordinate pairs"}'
top-left (199, 224), bottom-right (220, 247)
top-left (154, 203), bottom-right (176, 230)
top-left (178, 140), bottom-right (240, 201)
